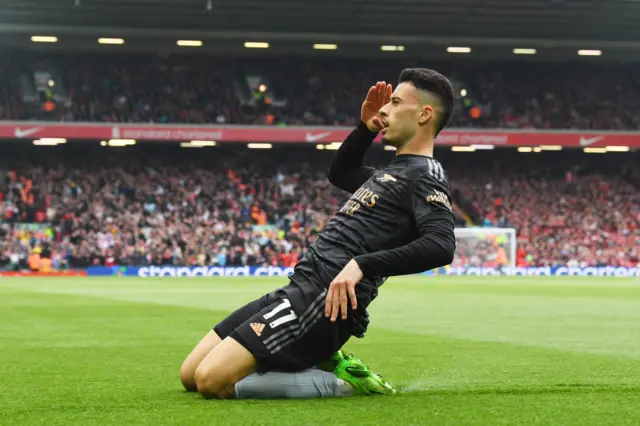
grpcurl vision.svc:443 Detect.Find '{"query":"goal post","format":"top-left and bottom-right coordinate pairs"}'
top-left (452, 227), bottom-right (517, 275)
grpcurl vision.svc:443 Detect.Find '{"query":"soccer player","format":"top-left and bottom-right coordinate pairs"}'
top-left (180, 68), bottom-right (456, 399)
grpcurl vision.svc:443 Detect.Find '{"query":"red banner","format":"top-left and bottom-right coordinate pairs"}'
top-left (0, 121), bottom-right (637, 147)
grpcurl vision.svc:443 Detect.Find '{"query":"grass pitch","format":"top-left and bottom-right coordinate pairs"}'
top-left (1, 276), bottom-right (640, 425)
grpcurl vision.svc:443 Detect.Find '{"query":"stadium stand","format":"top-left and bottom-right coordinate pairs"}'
top-left (1, 51), bottom-right (638, 271)
top-left (1, 145), bottom-right (638, 270)
top-left (3, 51), bottom-right (640, 129)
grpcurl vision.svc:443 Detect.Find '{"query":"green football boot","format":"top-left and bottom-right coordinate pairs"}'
top-left (333, 355), bottom-right (396, 396)
top-left (315, 350), bottom-right (346, 373)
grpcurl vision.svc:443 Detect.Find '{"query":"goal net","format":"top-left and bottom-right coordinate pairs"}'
top-left (449, 228), bottom-right (517, 275)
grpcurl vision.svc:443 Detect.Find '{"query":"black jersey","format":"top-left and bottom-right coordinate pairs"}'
top-left (301, 122), bottom-right (456, 316)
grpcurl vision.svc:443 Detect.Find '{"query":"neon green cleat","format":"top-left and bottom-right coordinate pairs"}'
top-left (315, 350), bottom-right (346, 373)
top-left (333, 355), bottom-right (396, 396)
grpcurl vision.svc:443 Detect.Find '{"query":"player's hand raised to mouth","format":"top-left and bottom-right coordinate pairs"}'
top-left (325, 259), bottom-right (363, 322)
top-left (362, 81), bottom-right (392, 132)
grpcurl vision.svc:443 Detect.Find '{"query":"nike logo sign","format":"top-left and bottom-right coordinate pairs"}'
top-left (305, 131), bottom-right (332, 142)
top-left (14, 127), bottom-right (42, 138)
top-left (579, 136), bottom-right (604, 146)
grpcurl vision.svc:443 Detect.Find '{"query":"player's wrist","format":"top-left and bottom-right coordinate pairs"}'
top-left (352, 256), bottom-right (370, 276)
top-left (358, 121), bottom-right (379, 135)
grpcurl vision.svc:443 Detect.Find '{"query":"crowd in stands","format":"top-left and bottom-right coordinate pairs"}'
top-left (2, 51), bottom-right (640, 129)
top-left (0, 145), bottom-right (638, 271)
top-left (0, 146), bottom-right (342, 271)
top-left (449, 151), bottom-right (639, 268)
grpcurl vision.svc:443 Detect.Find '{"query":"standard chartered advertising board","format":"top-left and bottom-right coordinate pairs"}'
top-left (86, 265), bottom-right (640, 277)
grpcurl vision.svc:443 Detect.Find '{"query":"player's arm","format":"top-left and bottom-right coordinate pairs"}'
top-left (354, 175), bottom-right (456, 277)
top-left (327, 123), bottom-right (377, 193)
top-left (327, 81), bottom-right (392, 193)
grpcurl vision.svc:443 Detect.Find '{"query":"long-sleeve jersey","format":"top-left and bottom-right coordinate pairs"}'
top-left (306, 122), bottom-right (456, 311)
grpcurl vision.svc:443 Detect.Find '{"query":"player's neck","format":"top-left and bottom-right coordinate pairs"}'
top-left (395, 137), bottom-right (434, 157)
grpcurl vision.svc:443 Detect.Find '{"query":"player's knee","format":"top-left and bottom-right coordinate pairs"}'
top-left (194, 364), bottom-right (234, 399)
top-left (179, 361), bottom-right (198, 392)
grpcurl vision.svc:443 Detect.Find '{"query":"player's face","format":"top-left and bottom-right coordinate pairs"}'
top-left (377, 82), bottom-right (422, 147)
top-left (378, 82), bottom-right (436, 147)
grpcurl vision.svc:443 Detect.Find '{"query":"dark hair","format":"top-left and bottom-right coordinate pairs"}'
top-left (398, 68), bottom-right (454, 136)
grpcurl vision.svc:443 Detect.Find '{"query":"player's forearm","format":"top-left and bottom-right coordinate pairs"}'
top-left (354, 230), bottom-right (455, 277)
top-left (327, 122), bottom-right (377, 190)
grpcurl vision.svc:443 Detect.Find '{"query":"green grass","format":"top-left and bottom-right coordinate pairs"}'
top-left (1, 276), bottom-right (640, 425)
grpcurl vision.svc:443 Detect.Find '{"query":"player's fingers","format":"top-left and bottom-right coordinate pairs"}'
top-left (325, 284), bottom-right (334, 318)
top-left (384, 84), bottom-right (392, 103)
top-left (330, 282), bottom-right (342, 322)
top-left (377, 81), bottom-right (386, 104)
top-left (371, 117), bottom-right (384, 130)
top-left (368, 83), bottom-right (377, 103)
top-left (348, 281), bottom-right (357, 310)
top-left (327, 282), bottom-right (337, 320)
top-left (365, 85), bottom-right (377, 102)
top-left (340, 281), bottom-right (349, 320)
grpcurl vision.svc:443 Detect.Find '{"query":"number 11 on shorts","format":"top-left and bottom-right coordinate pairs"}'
top-left (263, 298), bottom-right (298, 329)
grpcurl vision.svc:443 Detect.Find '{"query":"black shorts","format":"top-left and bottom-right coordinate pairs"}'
top-left (214, 256), bottom-right (353, 372)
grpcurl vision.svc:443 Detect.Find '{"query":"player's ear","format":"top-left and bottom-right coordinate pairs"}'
top-left (418, 104), bottom-right (434, 125)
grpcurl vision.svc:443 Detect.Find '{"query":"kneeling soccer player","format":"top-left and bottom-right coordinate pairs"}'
top-left (180, 68), bottom-right (457, 399)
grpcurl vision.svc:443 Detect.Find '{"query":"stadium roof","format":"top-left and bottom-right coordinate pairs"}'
top-left (2, 0), bottom-right (640, 58)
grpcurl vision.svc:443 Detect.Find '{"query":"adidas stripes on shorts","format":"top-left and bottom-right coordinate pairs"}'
top-left (213, 282), bottom-right (352, 373)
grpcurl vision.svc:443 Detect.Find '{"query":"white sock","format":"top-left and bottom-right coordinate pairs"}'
top-left (233, 370), bottom-right (354, 399)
